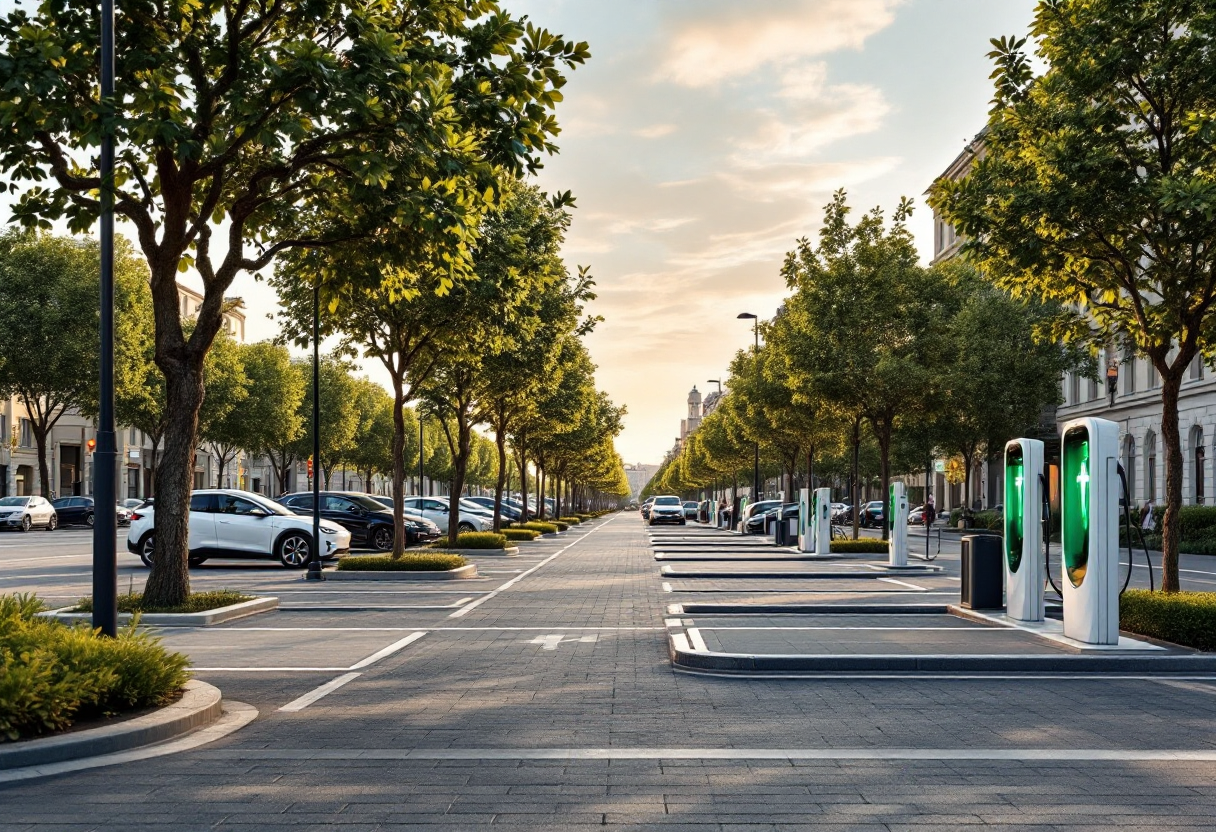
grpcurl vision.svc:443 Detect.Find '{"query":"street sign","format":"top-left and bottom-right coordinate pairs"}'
top-left (934, 460), bottom-right (945, 473)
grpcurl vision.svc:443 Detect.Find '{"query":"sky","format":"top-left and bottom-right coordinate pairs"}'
top-left (0, 0), bottom-right (1038, 466)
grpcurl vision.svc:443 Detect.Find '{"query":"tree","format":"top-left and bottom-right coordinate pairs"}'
top-left (0, 231), bottom-right (151, 497)
top-left (344, 378), bottom-right (395, 492)
top-left (299, 355), bottom-right (359, 488)
top-left (779, 191), bottom-right (945, 539)
top-left (929, 0), bottom-right (1216, 590)
top-left (196, 330), bottom-right (249, 487)
top-left (236, 342), bottom-right (305, 493)
top-left (0, 0), bottom-right (588, 606)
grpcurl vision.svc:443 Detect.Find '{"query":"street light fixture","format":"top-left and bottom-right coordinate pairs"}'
top-left (707, 379), bottom-right (722, 394)
top-left (738, 313), bottom-right (760, 502)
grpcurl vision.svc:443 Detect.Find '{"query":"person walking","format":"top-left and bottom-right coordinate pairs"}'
top-left (1140, 500), bottom-right (1155, 532)
top-left (923, 497), bottom-right (937, 530)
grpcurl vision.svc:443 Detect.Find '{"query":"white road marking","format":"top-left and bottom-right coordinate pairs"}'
top-left (686, 628), bottom-right (708, 652)
top-left (879, 577), bottom-right (928, 590)
top-left (348, 631), bottom-right (427, 669)
top-left (1154, 679), bottom-right (1216, 696)
top-left (661, 582), bottom-right (673, 592)
top-left (448, 515), bottom-right (616, 618)
top-left (529, 633), bottom-right (599, 650)
top-left (193, 666), bottom-right (352, 672)
top-left (278, 672), bottom-right (361, 712)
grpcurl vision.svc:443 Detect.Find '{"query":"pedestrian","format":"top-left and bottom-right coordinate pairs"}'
top-left (1140, 500), bottom-right (1156, 532)
top-left (923, 498), bottom-right (936, 529)
top-left (717, 497), bottom-right (728, 528)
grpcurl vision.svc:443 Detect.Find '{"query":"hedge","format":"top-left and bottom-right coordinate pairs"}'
top-left (1120, 590), bottom-right (1216, 650)
top-left (502, 528), bottom-right (540, 542)
top-left (428, 532), bottom-right (506, 550)
top-left (947, 508), bottom-right (1003, 532)
top-left (75, 589), bottom-right (251, 615)
top-left (519, 521), bottom-right (559, 535)
top-left (550, 520), bottom-right (570, 532)
top-left (558, 516), bottom-right (582, 525)
top-left (830, 539), bottom-right (890, 554)
top-left (1, 594), bottom-right (190, 742)
top-left (337, 553), bottom-right (468, 572)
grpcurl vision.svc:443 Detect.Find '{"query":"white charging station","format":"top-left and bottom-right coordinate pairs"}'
top-left (1004, 437), bottom-right (1044, 623)
top-left (888, 481), bottom-right (908, 567)
top-left (814, 486), bottom-right (831, 556)
top-left (1060, 416), bottom-right (1120, 645)
top-left (798, 488), bottom-right (811, 552)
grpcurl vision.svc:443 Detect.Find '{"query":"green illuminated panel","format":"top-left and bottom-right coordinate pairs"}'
top-left (888, 485), bottom-right (896, 532)
top-left (1005, 445), bottom-right (1024, 573)
top-left (1061, 427), bottom-right (1090, 587)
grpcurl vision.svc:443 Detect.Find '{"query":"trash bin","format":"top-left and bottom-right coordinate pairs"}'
top-left (775, 505), bottom-right (799, 546)
top-left (698, 501), bottom-right (709, 523)
top-left (960, 534), bottom-right (1004, 610)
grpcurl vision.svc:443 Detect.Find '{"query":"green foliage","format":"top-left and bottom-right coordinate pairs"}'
top-left (558, 516), bottom-right (582, 524)
top-left (1120, 590), bottom-right (1216, 651)
top-left (550, 520), bottom-right (570, 532)
top-left (519, 521), bottom-right (559, 535)
top-left (502, 528), bottom-right (540, 541)
top-left (0, 594), bottom-right (189, 741)
top-left (74, 590), bottom-right (252, 615)
top-left (296, 354), bottom-right (359, 483)
top-left (337, 554), bottom-right (467, 572)
top-left (429, 532), bottom-right (507, 550)
top-left (829, 540), bottom-right (889, 554)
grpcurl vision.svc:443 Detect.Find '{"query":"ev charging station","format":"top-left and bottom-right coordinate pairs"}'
top-left (797, 487), bottom-right (832, 554)
top-left (888, 481), bottom-right (908, 567)
top-left (798, 489), bottom-right (810, 551)
top-left (1004, 437), bottom-right (1045, 623)
top-left (1060, 416), bottom-right (1121, 645)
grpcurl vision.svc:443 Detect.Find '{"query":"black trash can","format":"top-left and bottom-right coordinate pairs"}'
top-left (960, 534), bottom-right (1004, 610)
top-left (775, 505), bottom-right (798, 546)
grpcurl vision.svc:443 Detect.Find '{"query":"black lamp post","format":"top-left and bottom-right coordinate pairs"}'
top-left (306, 280), bottom-right (323, 581)
top-left (707, 378), bottom-right (722, 395)
top-left (738, 313), bottom-right (760, 502)
top-left (1106, 362), bottom-right (1119, 408)
top-left (92, 0), bottom-right (118, 636)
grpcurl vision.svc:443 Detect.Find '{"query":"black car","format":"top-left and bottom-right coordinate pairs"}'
top-left (278, 491), bottom-right (440, 550)
top-left (859, 500), bottom-right (885, 529)
top-left (51, 496), bottom-right (96, 527)
top-left (466, 496), bottom-right (522, 522)
top-left (745, 503), bottom-right (797, 534)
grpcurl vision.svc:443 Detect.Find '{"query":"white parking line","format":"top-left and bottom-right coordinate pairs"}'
top-left (686, 628), bottom-right (708, 652)
top-left (348, 631), bottom-right (427, 669)
top-left (879, 577), bottom-right (928, 590)
top-left (278, 672), bottom-right (361, 712)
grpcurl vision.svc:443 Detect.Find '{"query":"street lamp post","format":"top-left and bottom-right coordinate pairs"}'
top-left (92, 0), bottom-right (118, 637)
top-left (738, 313), bottom-right (760, 502)
top-left (306, 281), bottom-right (323, 581)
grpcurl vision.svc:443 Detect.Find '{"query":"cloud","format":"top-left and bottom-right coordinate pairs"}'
top-left (634, 123), bottom-right (678, 139)
top-left (658, 0), bottom-right (904, 88)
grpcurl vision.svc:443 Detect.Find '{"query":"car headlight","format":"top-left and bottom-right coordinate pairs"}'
top-left (319, 524), bottom-right (340, 534)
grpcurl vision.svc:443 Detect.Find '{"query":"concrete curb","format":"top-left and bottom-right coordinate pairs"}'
top-left (0, 680), bottom-right (223, 770)
top-left (668, 635), bottom-right (1216, 674)
top-left (42, 596), bottom-right (279, 627)
top-left (432, 547), bottom-right (520, 558)
top-left (325, 564), bottom-right (479, 581)
top-left (659, 566), bottom-right (942, 579)
top-left (670, 603), bottom-right (951, 615)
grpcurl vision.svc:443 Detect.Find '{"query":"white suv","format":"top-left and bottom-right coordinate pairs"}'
top-left (127, 489), bottom-right (352, 569)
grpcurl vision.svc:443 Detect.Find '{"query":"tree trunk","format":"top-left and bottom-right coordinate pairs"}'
top-left (516, 444), bottom-right (529, 523)
top-left (32, 422), bottom-right (51, 498)
top-left (446, 417), bottom-right (472, 547)
top-left (851, 416), bottom-right (861, 540)
top-left (390, 374), bottom-right (408, 557)
top-left (1160, 371), bottom-right (1184, 593)
top-left (142, 367), bottom-right (205, 608)
top-left (492, 426), bottom-right (508, 533)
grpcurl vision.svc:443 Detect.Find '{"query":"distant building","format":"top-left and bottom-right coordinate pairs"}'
top-left (625, 463), bottom-right (661, 500)
top-left (679, 386), bottom-right (703, 446)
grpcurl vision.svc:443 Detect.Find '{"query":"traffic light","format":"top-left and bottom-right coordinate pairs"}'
top-left (86, 438), bottom-right (96, 453)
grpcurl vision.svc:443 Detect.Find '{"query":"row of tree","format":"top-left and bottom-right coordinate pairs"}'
top-left (645, 191), bottom-right (1081, 542)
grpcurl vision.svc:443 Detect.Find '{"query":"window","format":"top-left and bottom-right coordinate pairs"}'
top-left (1088, 376), bottom-right (1099, 402)
top-left (189, 493), bottom-right (214, 513)
top-left (423, 499), bottom-right (446, 512)
top-left (0, 413), bottom-right (6, 444)
top-left (18, 418), bottom-right (32, 448)
top-left (217, 495), bottom-right (262, 515)
top-left (1124, 355), bottom-right (1136, 394)
top-left (1190, 355), bottom-right (1205, 381)
top-left (324, 496), bottom-right (358, 512)
top-left (288, 495), bottom-right (314, 510)
top-left (1145, 431), bottom-right (1157, 502)
top-left (1070, 373), bottom-right (1080, 404)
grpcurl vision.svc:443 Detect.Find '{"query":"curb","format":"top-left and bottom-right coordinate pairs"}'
top-left (659, 566), bottom-right (941, 579)
top-left (0, 680), bottom-right (223, 770)
top-left (670, 603), bottom-right (951, 615)
top-left (325, 564), bottom-right (479, 581)
top-left (668, 636), bottom-right (1216, 674)
top-left (433, 547), bottom-right (520, 558)
top-left (42, 596), bottom-right (279, 627)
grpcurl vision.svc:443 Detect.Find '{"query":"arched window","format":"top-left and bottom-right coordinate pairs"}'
top-left (1191, 425), bottom-right (1206, 505)
top-left (1122, 434), bottom-right (1136, 507)
top-left (1144, 431), bottom-right (1157, 503)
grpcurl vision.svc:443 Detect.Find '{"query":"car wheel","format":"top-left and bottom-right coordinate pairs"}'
top-left (139, 534), bottom-right (156, 568)
top-left (277, 532), bottom-right (313, 568)
top-left (46, 514), bottom-right (57, 531)
top-left (20, 515), bottom-right (31, 532)
top-left (86, 512), bottom-right (95, 528)
top-left (456, 522), bottom-right (475, 534)
top-left (188, 555), bottom-right (208, 567)
top-left (372, 526), bottom-right (394, 551)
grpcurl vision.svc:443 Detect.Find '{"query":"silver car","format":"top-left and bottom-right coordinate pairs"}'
top-left (0, 495), bottom-right (57, 532)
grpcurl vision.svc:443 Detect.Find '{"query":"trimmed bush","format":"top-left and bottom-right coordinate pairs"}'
top-left (75, 589), bottom-right (252, 615)
top-left (0, 593), bottom-right (190, 742)
top-left (1120, 589), bottom-right (1216, 650)
top-left (427, 532), bottom-right (506, 550)
top-left (337, 553), bottom-right (467, 572)
top-left (830, 539), bottom-right (890, 554)
top-left (519, 521), bottom-right (559, 535)
top-left (558, 516), bottom-right (582, 525)
top-left (502, 528), bottom-right (540, 542)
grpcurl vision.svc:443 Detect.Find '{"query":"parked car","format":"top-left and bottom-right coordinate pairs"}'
top-left (396, 496), bottom-right (492, 533)
top-left (831, 503), bottom-right (852, 524)
top-left (859, 500), bottom-right (885, 529)
top-left (739, 500), bottom-right (782, 531)
top-left (119, 498), bottom-right (146, 510)
top-left (115, 503), bottom-right (132, 527)
top-left (682, 501), bottom-right (699, 520)
top-left (466, 496), bottom-right (523, 523)
top-left (278, 491), bottom-right (439, 550)
top-left (647, 495), bottom-right (685, 526)
top-left (51, 496), bottom-right (95, 527)
top-left (640, 497), bottom-right (655, 520)
top-left (745, 502), bottom-right (797, 535)
top-left (127, 489), bottom-right (351, 568)
top-left (0, 495), bottom-right (57, 532)
top-left (908, 505), bottom-right (925, 526)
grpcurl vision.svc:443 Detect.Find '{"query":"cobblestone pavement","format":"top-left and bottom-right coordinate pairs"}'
top-left (5, 515), bottom-right (1216, 830)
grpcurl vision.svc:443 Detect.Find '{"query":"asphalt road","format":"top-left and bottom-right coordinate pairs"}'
top-left (3, 516), bottom-right (1216, 830)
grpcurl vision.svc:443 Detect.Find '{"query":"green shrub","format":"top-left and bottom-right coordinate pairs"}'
top-left (337, 553), bottom-right (467, 572)
top-left (75, 590), bottom-right (252, 615)
top-left (502, 528), bottom-right (540, 541)
top-left (830, 539), bottom-right (890, 554)
top-left (559, 516), bottom-right (582, 525)
top-left (0, 594), bottom-right (190, 742)
top-left (519, 521), bottom-right (558, 535)
top-left (575, 514), bottom-right (593, 522)
top-left (428, 532), bottom-right (506, 550)
top-left (550, 520), bottom-right (569, 532)
top-left (1120, 590), bottom-right (1216, 650)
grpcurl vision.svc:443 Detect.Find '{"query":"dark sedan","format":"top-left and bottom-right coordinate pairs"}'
top-left (51, 496), bottom-right (95, 527)
top-left (466, 496), bottom-right (522, 523)
top-left (279, 491), bottom-right (440, 550)
top-left (859, 500), bottom-right (885, 529)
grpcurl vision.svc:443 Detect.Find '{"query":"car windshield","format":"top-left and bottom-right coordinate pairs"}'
top-left (229, 492), bottom-right (293, 516)
top-left (653, 496), bottom-right (681, 506)
top-left (0, 497), bottom-right (29, 507)
top-left (867, 501), bottom-right (883, 510)
top-left (347, 494), bottom-right (389, 511)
